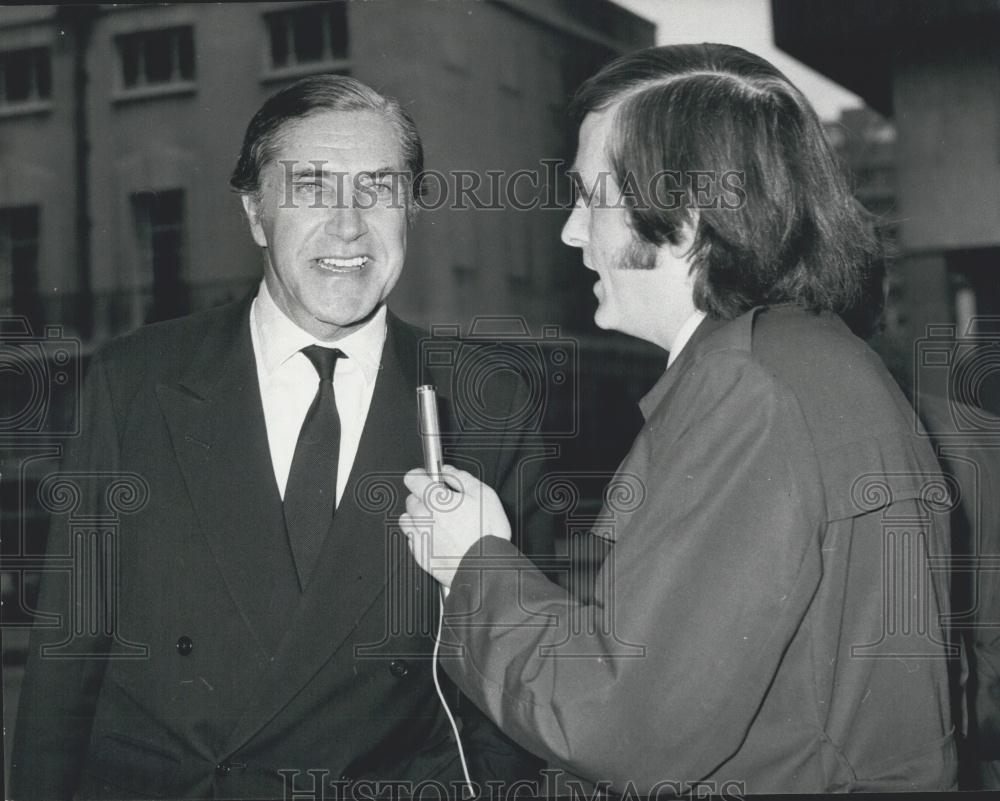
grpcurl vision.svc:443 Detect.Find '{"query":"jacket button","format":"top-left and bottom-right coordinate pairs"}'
top-left (389, 659), bottom-right (409, 678)
top-left (176, 636), bottom-right (194, 656)
top-left (215, 762), bottom-right (231, 777)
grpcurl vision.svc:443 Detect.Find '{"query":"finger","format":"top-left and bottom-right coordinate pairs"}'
top-left (405, 493), bottom-right (427, 518)
top-left (399, 513), bottom-right (422, 546)
top-left (404, 469), bottom-right (434, 495)
top-left (440, 465), bottom-right (483, 496)
top-left (403, 525), bottom-right (435, 575)
top-left (438, 471), bottom-right (464, 494)
top-left (399, 513), bottom-right (418, 543)
top-left (414, 463), bottom-right (461, 493)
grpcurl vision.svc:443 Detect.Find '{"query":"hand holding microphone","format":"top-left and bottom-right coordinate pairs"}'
top-left (401, 464), bottom-right (512, 587)
top-left (403, 386), bottom-right (511, 587)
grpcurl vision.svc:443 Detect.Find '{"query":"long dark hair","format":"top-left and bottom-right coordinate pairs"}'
top-left (570, 43), bottom-right (885, 337)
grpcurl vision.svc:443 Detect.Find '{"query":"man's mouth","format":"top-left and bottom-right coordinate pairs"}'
top-left (315, 256), bottom-right (369, 273)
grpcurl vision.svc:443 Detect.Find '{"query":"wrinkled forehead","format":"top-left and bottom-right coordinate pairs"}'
top-left (268, 109), bottom-right (406, 175)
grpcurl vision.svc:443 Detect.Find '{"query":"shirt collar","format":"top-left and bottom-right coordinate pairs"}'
top-left (667, 310), bottom-right (708, 369)
top-left (251, 279), bottom-right (386, 386)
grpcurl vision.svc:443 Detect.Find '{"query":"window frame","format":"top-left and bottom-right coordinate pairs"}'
top-left (130, 189), bottom-right (189, 324)
top-left (0, 46), bottom-right (53, 118)
top-left (260, 2), bottom-right (351, 83)
top-left (112, 25), bottom-right (197, 103)
top-left (0, 204), bottom-right (43, 323)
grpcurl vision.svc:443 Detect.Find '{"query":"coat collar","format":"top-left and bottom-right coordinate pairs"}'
top-left (155, 294), bottom-right (300, 655)
top-left (638, 308), bottom-right (759, 422)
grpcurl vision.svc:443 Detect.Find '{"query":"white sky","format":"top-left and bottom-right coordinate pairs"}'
top-left (612, 0), bottom-right (863, 121)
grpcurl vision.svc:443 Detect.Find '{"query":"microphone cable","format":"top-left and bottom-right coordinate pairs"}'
top-left (433, 585), bottom-right (475, 799)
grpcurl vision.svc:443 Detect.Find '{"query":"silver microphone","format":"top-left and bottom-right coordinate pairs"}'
top-left (417, 385), bottom-right (443, 482)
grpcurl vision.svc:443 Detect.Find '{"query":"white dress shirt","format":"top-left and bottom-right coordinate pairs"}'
top-left (667, 310), bottom-right (708, 369)
top-left (249, 280), bottom-right (385, 504)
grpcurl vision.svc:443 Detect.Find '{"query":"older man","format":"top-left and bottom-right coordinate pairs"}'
top-left (404, 43), bottom-right (957, 794)
top-left (12, 75), bottom-right (548, 800)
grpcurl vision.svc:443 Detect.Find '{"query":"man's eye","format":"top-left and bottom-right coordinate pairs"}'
top-left (358, 178), bottom-right (393, 194)
top-left (361, 181), bottom-right (392, 195)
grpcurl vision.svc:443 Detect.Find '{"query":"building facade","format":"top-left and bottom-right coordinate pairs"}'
top-left (0, 1), bottom-right (653, 343)
top-left (773, 0), bottom-right (1000, 410)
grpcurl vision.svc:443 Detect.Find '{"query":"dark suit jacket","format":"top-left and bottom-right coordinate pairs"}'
top-left (11, 296), bottom-right (549, 800)
top-left (440, 305), bottom-right (957, 794)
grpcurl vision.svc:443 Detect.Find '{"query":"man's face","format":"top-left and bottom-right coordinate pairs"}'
top-left (242, 109), bottom-right (408, 341)
top-left (561, 108), bottom-right (696, 350)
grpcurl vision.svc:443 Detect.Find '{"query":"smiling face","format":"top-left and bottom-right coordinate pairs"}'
top-left (561, 107), bottom-right (698, 351)
top-left (242, 109), bottom-right (409, 341)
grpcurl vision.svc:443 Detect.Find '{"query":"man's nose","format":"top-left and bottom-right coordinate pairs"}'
top-left (325, 200), bottom-right (367, 241)
top-left (560, 202), bottom-right (588, 250)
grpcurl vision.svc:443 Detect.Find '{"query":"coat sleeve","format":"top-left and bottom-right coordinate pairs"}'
top-left (11, 352), bottom-right (120, 800)
top-left (440, 350), bottom-right (827, 790)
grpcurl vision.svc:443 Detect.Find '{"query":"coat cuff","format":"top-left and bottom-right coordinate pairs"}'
top-left (444, 535), bottom-right (525, 615)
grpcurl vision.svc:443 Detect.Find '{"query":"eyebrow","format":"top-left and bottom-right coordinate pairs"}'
top-left (289, 165), bottom-right (400, 178)
top-left (289, 166), bottom-right (337, 182)
top-left (359, 167), bottom-right (405, 180)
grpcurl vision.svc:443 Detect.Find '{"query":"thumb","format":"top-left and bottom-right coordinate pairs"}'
top-left (440, 465), bottom-right (481, 496)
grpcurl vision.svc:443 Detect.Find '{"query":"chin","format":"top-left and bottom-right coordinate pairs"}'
top-left (593, 309), bottom-right (614, 330)
top-left (317, 304), bottom-right (380, 328)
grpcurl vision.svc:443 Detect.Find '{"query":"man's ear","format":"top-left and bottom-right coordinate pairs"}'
top-left (240, 193), bottom-right (268, 248)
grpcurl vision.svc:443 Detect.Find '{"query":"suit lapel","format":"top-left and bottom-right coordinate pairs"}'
top-left (223, 312), bottom-right (426, 751)
top-left (155, 298), bottom-right (300, 655)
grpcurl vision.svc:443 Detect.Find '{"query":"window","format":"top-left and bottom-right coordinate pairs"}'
top-left (265, 4), bottom-right (348, 72)
top-left (0, 48), bottom-right (51, 107)
top-left (117, 27), bottom-right (195, 91)
top-left (0, 206), bottom-right (43, 326)
top-left (131, 190), bottom-right (188, 323)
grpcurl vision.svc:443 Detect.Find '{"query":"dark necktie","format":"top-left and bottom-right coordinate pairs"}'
top-left (284, 345), bottom-right (345, 589)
